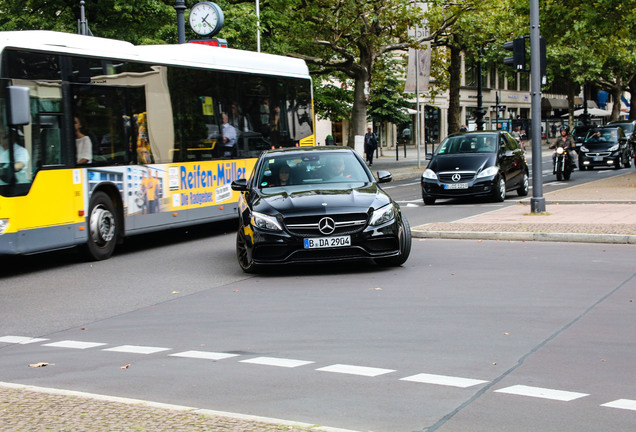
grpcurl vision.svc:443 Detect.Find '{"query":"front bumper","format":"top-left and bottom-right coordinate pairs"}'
top-left (247, 220), bottom-right (402, 265)
top-left (421, 177), bottom-right (496, 199)
top-left (579, 152), bottom-right (620, 168)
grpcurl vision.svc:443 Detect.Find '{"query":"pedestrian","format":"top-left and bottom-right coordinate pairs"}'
top-left (364, 126), bottom-right (378, 166)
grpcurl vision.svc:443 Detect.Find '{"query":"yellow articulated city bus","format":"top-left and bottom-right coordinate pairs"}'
top-left (0, 31), bottom-right (315, 260)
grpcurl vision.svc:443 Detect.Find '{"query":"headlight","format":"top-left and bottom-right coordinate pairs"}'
top-left (476, 166), bottom-right (498, 178)
top-left (251, 211), bottom-right (283, 232)
top-left (0, 219), bottom-right (8, 234)
top-left (369, 204), bottom-right (395, 226)
top-left (556, 147), bottom-right (564, 154)
top-left (422, 169), bottom-right (437, 180)
top-left (608, 144), bottom-right (619, 152)
top-left (580, 145), bottom-right (589, 152)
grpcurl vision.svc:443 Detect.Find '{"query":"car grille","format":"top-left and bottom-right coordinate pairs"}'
top-left (284, 213), bottom-right (368, 236)
top-left (438, 171), bottom-right (476, 183)
top-left (586, 152), bottom-right (611, 157)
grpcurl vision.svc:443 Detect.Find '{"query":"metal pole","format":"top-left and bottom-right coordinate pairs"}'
top-left (476, 50), bottom-right (484, 131)
top-left (415, 50), bottom-right (421, 168)
top-left (529, 0), bottom-right (545, 213)
top-left (79, 1), bottom-right (88, 35)
top-left (175, 0), bottom-right (186, 44)
top-left (256, 0), bottom-right (261, 52)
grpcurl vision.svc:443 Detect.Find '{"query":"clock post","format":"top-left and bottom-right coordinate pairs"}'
top-left (174, 0), bottom-right (186, 44)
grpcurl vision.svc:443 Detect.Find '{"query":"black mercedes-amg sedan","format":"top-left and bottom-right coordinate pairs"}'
top-left (231, 147), bottom-right (411, 273)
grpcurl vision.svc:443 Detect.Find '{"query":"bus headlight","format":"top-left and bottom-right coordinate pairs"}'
top-left (0, 219), bottom-right (8, 234)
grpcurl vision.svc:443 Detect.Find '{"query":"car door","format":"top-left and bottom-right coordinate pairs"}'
top-left (498, 133), bottom-right (522, 188)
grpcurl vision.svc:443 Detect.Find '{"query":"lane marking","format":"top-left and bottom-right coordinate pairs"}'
top-left (169, 351), bottom-right (239, 361)
top-left (495, 385), bottom-right (589, 401)
top-left (42, 340), bottom-right (107, 350)
top-left (601, 399), bottom-right (636, 411)
top-left (103, 345), bottom-right (171, 355)
top-left (316, 364), bottom-right (395, 377)
top-left (240, 357), bottom-right (314, 368)
top-left (400, 373), bottom-right (488, 388)
top-left (0, 336), bottom-right (49, 344)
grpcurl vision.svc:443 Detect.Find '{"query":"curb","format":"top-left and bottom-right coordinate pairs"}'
top-left (0, 381), bottom-right (360, 432)
top-left (411, 230), bottom-right (636, 244)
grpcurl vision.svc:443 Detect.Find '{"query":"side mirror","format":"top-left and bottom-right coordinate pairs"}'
top-left (6, 86), bottom-right (31, 126)
top-left (425, 153), bottom-right (433, 160)
top-left (231, 178), bottom-right (248, 191)
top-left (376, 170), bottom-right (392, 183)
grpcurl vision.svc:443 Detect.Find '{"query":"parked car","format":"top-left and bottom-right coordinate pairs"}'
top-left (421, 131), bottom-right (529, 205)
top-left (579, 125), bottom-right (631, 170)
top-left (231, 147), bottom-right (411, 272)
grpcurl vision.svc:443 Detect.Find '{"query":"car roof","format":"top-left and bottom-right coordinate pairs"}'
top-left (262, 146), bottom-right (355, 156)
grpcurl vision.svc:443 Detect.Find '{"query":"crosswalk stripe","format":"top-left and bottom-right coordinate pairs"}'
top-left (316, 364), bottom-right (395, 377)
top-left (400, 373), bottom-right (488, 388)
top-left (42, 340), bottom-right (107, 350)
top-left (240, 357), bottom-right (314, 368)
top-left (601, 399), bottom-right (636, 411)
top-left (169, 351), bottom-right (239, 360)
top-left (103, 345), bottom-right (171, 355)
top-left (0, 336), bottom-right (49, 344)
top-left (495, 385), bottom-right (589, 401)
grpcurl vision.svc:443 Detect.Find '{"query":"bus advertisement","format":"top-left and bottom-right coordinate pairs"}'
top-left (0, 31), bottom-right (315, 260)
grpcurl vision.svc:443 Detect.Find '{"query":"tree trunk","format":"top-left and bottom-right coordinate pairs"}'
top-left (610, 78), bottom-right (623, 122)
top-left (347, 46), bottom-right (374, 147)
top-left (629, 77), bottom-right (636, 121)
top-left (447, 45), bottom-right (462, 135)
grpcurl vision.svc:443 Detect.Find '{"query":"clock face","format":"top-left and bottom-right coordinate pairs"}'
top-left (189, 2), bottom-right (224, 36)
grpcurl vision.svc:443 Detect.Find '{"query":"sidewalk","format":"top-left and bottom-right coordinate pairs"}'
top-left (411, 170), bottom-right (636, 244)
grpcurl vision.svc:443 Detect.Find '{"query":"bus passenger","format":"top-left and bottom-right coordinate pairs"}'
top-left (0, 131), bottom-right (29, 183)
top-left (221, 112), bottom-right (236, 157)
top-left (74, 116), bottom-right (92, 165)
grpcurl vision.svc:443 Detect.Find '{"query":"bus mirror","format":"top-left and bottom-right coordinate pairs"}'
top-left (6, 86), bottom-right (31, 126)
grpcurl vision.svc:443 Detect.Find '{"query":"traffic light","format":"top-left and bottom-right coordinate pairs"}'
top-left (503, 37), bottom-right (525, 71)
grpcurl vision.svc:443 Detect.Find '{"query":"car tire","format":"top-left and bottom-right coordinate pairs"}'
top-left (236, 227), bottom-right (258, 273)
top-left (376, 217), bottom-right (412, 267)
top-left (624, 154), bottom-right (632, 168)
top-left (84, 191), bottom-right (118, 261)
top-left (492, 176), bottom-right (506, 202)
top-left (517, 172), bottom-right (529, 196)
top-left (423, 196), bottom-right (436, 205)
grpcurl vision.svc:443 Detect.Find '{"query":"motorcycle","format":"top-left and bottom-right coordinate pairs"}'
top-left (553, 145), bottom-right (574, 181)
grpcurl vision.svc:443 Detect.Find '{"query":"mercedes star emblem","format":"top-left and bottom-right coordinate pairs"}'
top-left (452, 173), bottom-right (461, 182)
top-left (318, 217), bottom-right (336, 235)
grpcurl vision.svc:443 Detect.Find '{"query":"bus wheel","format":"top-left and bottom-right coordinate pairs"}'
top-left (86, 191), bottom-right (118, 260)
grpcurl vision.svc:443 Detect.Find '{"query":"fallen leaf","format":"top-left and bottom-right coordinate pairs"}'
top-left (29, 362), bottom-right (52, 368)
top-left (503, 332), bottom-right (510, 336)
top-left (171, 291), bottom-right (180, 295)
top-left (371, 287), bottom-right (382, 291)
top-left (492, 362), bottom-right (497, 365)
top-left (234, 290), bottom-right (239, 293)
top-left (120, 364), bottom-right (130, 369)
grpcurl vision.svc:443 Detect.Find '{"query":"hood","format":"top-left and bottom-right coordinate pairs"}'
top-left (254, 182), bottom-right (391, 216)
top-left (582, 140), bottom-right (618, 151)
top-left (429, 154), bottom-right (495, 173)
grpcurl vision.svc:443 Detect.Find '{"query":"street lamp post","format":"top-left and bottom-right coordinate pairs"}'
top-left (175, 0), bottom-right (186, 44)
top-left (529, 0), bottom-right (545, 213)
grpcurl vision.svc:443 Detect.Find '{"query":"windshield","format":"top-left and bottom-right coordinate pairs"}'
top-left (585, 128), bottom-right (619, 143)
top-left (257, 151), bottom-right (371, 188)
top-left (436, 134), bottom-right (497, 155)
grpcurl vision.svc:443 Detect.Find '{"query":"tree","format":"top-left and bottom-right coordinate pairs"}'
top-left (263, 0), bottom-right (460, 146)
top-left (0, 0), bottom-right (177, 44)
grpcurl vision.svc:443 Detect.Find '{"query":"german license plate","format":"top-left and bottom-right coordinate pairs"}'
top-left (444, 183), bottom-right (468, 189)
top-left (304, 236), bottom-right (351, 249)
top-left (593, 156), bottom-right (604, 161)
